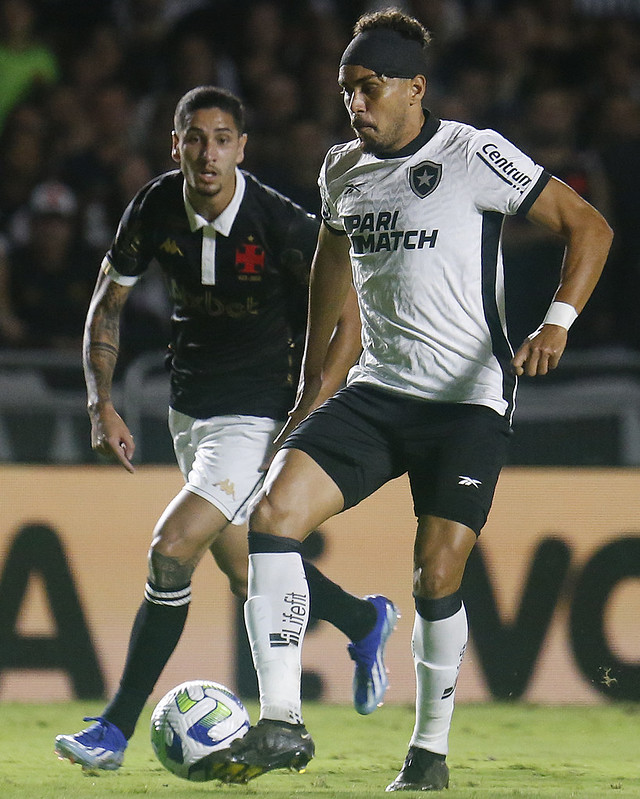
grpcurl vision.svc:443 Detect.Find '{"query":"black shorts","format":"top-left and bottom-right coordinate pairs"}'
top-left (283, 383), bottom-right (512, 535)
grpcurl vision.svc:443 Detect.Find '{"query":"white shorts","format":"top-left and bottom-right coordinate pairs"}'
top-left (168, 409), bottom-right (282, 526)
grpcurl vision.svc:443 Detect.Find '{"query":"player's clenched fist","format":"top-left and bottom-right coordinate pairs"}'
top-left (511, 324), bottom-right (568, 377)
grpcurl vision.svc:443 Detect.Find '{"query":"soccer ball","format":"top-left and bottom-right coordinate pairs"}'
top-left (150, 679), bottom-right (250, 780)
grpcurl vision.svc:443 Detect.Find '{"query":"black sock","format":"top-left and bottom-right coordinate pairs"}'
top-left (303, 560), bottom-right (376, 642)
top-left (102, 588), bottom-right (190, 739)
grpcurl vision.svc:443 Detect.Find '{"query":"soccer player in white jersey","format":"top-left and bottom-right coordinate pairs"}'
top-left (192, 9), bottom-right (613, 791)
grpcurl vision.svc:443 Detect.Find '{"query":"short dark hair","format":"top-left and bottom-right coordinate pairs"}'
top-left (173, 86), bottom-right (245, 134)
top-left (353, 7), bottom-right (431, 49)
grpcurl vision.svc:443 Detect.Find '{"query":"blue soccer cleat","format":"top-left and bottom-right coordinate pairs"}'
top-left (348, 594), bottom-right (400, 715)
top-left (55, 716), bottom-right (127, 771)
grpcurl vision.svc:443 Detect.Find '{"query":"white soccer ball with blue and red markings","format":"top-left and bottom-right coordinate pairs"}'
top-left (150, 679), bottom-right (250, 780)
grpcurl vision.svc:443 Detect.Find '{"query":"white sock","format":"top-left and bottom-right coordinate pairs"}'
top-left (244, 551), bottom-right (309, 724)
top-left (410, 604), bottom-right (468, 755)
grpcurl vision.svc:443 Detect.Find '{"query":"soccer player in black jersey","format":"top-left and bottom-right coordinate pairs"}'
top-left (54, 86), bottom-right (399, 772)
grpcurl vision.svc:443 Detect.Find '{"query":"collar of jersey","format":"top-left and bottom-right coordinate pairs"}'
top-left (183, 168), bottom-right (246, 235)
top-left (375, 110), bottom-right (441, 160)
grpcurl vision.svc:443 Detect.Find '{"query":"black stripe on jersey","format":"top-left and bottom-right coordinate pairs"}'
top-left (475, 152), bottom-right (520, 188)
top-left (481, 210), bottom-right (516, 423)
top-left (516, 170), bottom-right (552, 216)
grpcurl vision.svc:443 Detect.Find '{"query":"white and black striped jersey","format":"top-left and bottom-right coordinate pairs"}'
top-left (103, 168), bottom-right (319, 419)
top-left (319, 113), bottom-right (550, 421)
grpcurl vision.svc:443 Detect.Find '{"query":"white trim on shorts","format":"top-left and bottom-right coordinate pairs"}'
top-left (168, 408), bottom-right (283, 526)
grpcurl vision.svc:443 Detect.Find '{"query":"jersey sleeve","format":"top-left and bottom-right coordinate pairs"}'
top-left (281, 206), bottom-right (320, 284)
top-left (102, 188), bottom-right (155, 285)
top-left (280, 207), bottom-right (320, 339)
top-left (318, 152), bottom-right (345, 233)
top-left (466, 129), bottom-right (550, 217)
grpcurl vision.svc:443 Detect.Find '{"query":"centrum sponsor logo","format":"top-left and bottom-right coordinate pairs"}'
top-left (477, 143), bottom-right (532, 191)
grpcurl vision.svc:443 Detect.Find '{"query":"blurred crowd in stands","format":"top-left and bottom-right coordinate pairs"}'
top-left (1, 0), bottom-right (639, 370)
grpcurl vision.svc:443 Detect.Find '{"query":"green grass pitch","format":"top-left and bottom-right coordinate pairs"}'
top-left (2, 701), bottom-right (640, 798)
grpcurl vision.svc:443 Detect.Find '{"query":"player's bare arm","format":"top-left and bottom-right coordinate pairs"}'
top-left (83, 268), bottom-right (136, 472)
top-left (265, 230), bottom-right (359, 462)
top-left (311, 282), bottom-right (361, 405)
top-left (297, 226), bottom-right (355, 404)
top-left (511, 177), bottom-right (613, 377)
top-left (279, 228), bottom-right (355, 430)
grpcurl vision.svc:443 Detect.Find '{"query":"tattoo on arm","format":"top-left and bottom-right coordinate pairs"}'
top-left (89, 341), bottom-right (119, 359)
top-left (84, 277), bottom-right (131, 407)
top-left (149, 551), bottom-right (198, 589)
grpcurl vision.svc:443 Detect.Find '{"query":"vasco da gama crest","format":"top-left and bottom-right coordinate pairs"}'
top-left (409, 161), bottom-right (442, 199)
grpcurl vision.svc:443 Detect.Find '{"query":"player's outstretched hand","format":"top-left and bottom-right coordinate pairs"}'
top-left (511, 324), bottom-right (568, 377)
top-left (89, 402), bottom-right (136, 473)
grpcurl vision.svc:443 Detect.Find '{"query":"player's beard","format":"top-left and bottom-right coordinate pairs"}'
top-left (356, 127), bottom-right (394, 155)
top-left (355, 116), bottom-right (409, 155)
top-left (356, 131), bottom-right (379, 154)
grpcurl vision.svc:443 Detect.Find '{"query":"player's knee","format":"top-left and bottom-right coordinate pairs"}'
top-left (148, 547), bottom-right (196, 588)
top-left (414, 559), bottom-right (461, 599)
top-left (148, 532), bottom-right (200, 588)
top-left (151, 513), bottom-right (208, 561)
top-left (215, 550), bottom-right (248, 599)
top-left (248, 491), bottom-right (287, 535)
top-left (151, 532), bottom-right (189, 562)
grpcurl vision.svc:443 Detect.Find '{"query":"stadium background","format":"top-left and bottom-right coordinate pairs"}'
top-left (1, 0), bottom-right (640, 708)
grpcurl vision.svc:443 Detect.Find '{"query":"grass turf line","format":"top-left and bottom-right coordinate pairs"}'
top-left (2, 701), bottom-right (640, 798)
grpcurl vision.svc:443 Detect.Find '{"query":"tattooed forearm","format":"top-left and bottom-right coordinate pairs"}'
top-left (89, 341), bottom-right (119, 359)
top-left (83, 273), bottom-right (132, 409)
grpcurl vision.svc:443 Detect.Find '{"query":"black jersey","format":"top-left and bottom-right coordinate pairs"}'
top-left (105, 169), bottom-right (319, 419)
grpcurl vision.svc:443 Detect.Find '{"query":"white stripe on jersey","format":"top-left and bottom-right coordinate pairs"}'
top-left (101, 256), bottom-right (140, 286)
top-left (319, 119), bottom-right (547, 419)
top-left (201, 226), bottom-right (217, 285)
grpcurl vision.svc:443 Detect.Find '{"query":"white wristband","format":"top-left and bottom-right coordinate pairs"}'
top-left (542, 301), bottom-right (578, 330)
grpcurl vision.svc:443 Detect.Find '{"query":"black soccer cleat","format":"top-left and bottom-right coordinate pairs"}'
top-left (386, 746), bottom-right (450, 792)
top-left (188, 718), bottom-right (315, 784)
